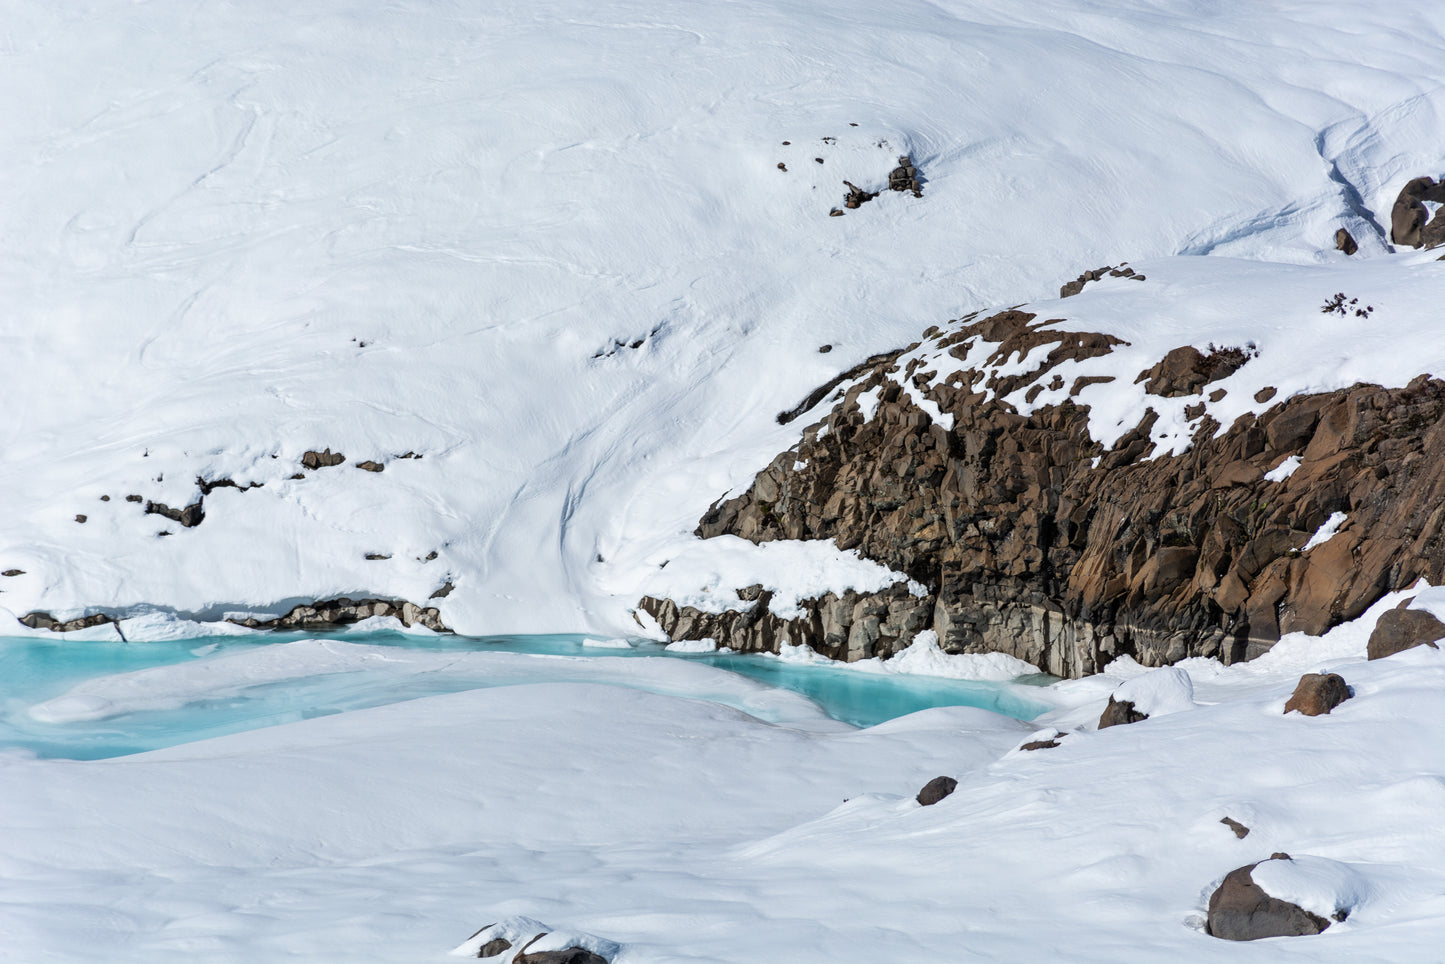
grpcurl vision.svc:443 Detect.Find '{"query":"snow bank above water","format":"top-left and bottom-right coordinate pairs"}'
top-left (632, 535), bottom-right (926, 620)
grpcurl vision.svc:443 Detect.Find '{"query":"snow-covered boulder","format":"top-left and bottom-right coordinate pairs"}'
top-left (1098, 666), bottom-right (1195, 728)
top-left (1207, 853), bottom-right (1367, 941)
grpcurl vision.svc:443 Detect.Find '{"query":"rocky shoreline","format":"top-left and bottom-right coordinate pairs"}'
top-left (642, 308), bottom-right (1445, 678)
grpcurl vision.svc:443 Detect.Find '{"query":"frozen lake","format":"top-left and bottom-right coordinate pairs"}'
top-left (0, 630), bottom-right (1053, 760)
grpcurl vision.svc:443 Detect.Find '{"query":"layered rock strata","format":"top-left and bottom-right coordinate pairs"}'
top-left (641, 310), bottom-right (1445, 677)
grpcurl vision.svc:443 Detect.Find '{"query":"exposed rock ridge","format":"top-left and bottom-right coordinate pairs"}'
top-left (642, 309), bottom-right (1445, 677)
top-left (20, 596), bottom-right (450, 634)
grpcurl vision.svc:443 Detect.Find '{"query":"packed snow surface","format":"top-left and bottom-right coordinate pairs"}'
top-left (4, 0), bottom-right (1445, 632)
top-left (7, 0), bottom-right (1445, 960)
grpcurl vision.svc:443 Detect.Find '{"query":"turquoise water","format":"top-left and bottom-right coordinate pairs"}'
top-left (0, 631), bottom-right (1053, 760)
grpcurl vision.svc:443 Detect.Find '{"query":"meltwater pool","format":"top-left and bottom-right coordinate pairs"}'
top-left (0, 630), bottom-right (1054, 760)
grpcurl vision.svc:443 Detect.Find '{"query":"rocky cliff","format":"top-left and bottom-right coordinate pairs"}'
top-left (640, 308), bottom-right (1445, 677)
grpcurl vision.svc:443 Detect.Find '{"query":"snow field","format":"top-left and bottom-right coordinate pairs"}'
top-left (4, 1), bottom-right (1445, 633)
top-left (3, 592), bottom-right (1445, 960)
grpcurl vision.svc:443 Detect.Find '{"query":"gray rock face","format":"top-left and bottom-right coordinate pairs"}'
top-left (1367, 608), bottom-right (1445, 660)
top-left (1207, 859), bottom-right (1329, 941)
top-left (641, 305), bottom-right (1445, 677)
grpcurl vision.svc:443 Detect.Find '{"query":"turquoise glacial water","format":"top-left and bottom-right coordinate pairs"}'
top-left (0, 631), bottom-right (1053, 760)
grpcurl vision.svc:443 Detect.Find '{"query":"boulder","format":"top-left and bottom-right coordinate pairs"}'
top-left (1283, 673), bottom-right (1350, 716)
top-left (1333, 227), bottom-right (1357, 255)
top-left (1220, 816), bottom-right (1250, 839)
top-left (1098, 696), bottom-right (1148, 729)
top-left (1367, 608), bottom-right (1444, 660)
top-left (916, 775), bottom-right (958, 806)
top-left (1389, 176), bottom-right (1445, 248)
top-left (1207, 858), bottom-right (1330, 940)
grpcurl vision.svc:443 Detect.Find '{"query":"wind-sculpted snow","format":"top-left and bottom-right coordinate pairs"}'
top-left (6, 600), bottom-right (1445, 960)
top-left (4, 1), bottom-right (1445, 634)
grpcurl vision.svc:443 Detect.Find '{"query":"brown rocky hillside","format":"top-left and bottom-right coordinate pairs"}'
top-left (641, 309), bottom-right (1445, 677)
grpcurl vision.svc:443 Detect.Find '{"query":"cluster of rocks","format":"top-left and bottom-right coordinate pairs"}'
top-left (1059, 263), bottom-right (1145, 298)
top-left (230, 596), bottom-right (449, 633)
top-left (640, 581), bottom-right (929, 663)
top-left (18, 611), bottom-right (116, 633)
top-left (1390, 175), bottom-right (1445, 249)
top-left (144, 498), bottom-right (205, 528)
top-left (888, 155), bottom-right (922, 196)
top-left (18, 595), bottom-right (452, 635)
top-left (842, 180), bottom-right (877, 209)
top-left (643, 306), bottom-right (1445, 677)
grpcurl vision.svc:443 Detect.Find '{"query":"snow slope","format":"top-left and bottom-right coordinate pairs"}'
top-left (4, 1), bottom-right (1445, 633)
top-left (5, 597), bottom-right (1445, 961)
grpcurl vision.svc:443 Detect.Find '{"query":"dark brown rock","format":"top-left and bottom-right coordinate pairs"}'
top-left (476, 937), bottom-right (512, 958)
top-left (430, 580), bottom-right (455, 599)
top-left (1207, 859), bottom-right (1329, 941)
top-left (1220, 817), bottom-right (1250, 839)
top-left (356, 460), bottom-right (385, 472)
top-left (1333, 228), bottom-right (1358, 255)
top-left (1, 569), bottom-right (23, 577)
top-left (145, 500), bottom-right (205, 528)
top-left (887, 155), bottom-right (923, 196)
top-left (1283, 673), bottom-right (1350, 715)
top-left (1367, 608), bottom-right (1444, 660)
top-left (74, 514), bottom-right (87, 524)
top-left (916, 775), bottom-right (958, 805)
top-left (1424, 209), bottom-right (1445, 250)
top-left (1020, 733), bottom-right (1063, 751)
top-left (1391, 177), bottom-right (1439, 248)
top-left (515, 934), bottom-right (609, 964)
top-left (301, 448), bottom-right (345, 469)
top-left (1098, 696), bottom-right (1148, 729)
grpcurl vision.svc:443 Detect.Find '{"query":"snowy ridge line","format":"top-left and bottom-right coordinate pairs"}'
top-left (820, 253), bottom-right (1445, 461)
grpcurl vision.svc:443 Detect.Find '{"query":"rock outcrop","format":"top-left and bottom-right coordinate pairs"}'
top-left (642, 308), bottom-right (1445, 677)
top-left (232, 596), bottom-right (449, 632)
